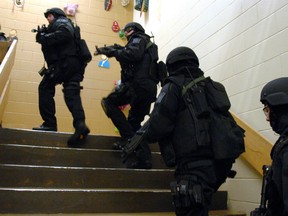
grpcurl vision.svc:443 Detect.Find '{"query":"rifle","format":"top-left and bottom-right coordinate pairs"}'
top-left (121, 120), bottom-right (149, 162)
top-left (31, 24), bottom-right (47, 33)
top-left (94, 43), bottom-right (123, 56)
top-left (250, 165), bottom-right (271, 216)
top-left (121, 120), bottom-right (176, 167)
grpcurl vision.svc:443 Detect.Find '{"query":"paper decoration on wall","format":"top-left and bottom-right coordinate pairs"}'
top-left (7, 29), bottom-right (18, 42)
top-left (118, 29), bottom-right (126, 39)
top-left (98, 55), bottom-right (110, 68)
top-left (104, 0), bottom-right (112, 11)
top-left (135, 0), bottom-right (149, 17)
top-left (121, 0), bottom-right (130, 7)
top-left (14, 0), bottom-right (25, 8)
top-left (112, 21), bottom-right (120, 32)
top-left (64, 3), bottom-right (78, 16)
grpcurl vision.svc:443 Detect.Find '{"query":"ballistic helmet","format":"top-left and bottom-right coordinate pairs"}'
top-left (124, 22), bottom-right (145, 33)
top-left (260, 77), bottom-right (288, 106)
top-left (44, 8), bottom-right (66, 18)
top-left (166, 46), bottom-right (199, 67)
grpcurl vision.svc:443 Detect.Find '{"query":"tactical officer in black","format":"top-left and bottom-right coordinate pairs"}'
top-left (96, 22), bottom-right (157, 169)
top-left (259, 77), bottom-right (288, 216)
top-left (33, 8), bottom-right (90, 146)
top-left (142, 47), bottom-right (233, 216)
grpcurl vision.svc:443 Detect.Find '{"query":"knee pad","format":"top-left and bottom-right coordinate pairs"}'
top-left (62, 82), bottom-right (83, 94)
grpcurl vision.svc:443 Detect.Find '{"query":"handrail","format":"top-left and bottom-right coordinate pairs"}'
top-left (232, 112), bottom-right (273, 175)
top-left (0, 40), bottom-right (17, 125)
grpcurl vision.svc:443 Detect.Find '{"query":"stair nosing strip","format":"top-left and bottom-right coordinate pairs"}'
top-left (0, 187), bottom-right (171, 193)
top-left (0, 163), bottom-right (173, 172)
top-left (0, 143), bottom-right (161, 154)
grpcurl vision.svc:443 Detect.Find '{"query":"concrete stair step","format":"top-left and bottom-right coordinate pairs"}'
top-left (0, 143), bottom-right (166, 169)
top-left (0, 188), bottom-right (172, 213)
top-left (0, 188), bottom-right (228, 214)
top-left (0, 164), bottom-right (174, 189)
top-left (0, 128), bottom-right (159, 151)
top-left (0, 211), bottom-right (246, 216)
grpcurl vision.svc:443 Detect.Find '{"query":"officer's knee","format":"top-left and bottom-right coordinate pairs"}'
top-left (63, 82), bottom-right (82, 94)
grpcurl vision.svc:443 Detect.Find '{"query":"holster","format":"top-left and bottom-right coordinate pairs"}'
top-left (170, 177), bottom-right (204, 209)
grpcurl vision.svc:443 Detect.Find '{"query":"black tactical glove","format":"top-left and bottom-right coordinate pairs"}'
top-left (36, 32), bottom-right (45, 44)
top-left (95, 46), bottom-right (115, 57)
top-left (103, 46), bottom-right (115, 57)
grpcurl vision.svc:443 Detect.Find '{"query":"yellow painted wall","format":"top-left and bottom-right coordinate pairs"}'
top-left (0, 0), bottom-right (134, 135)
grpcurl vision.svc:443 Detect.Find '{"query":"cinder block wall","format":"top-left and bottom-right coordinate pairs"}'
top-left (0, 0), bottom-right (133, 135)
top-left (133, 0), bottom-right (288, 215)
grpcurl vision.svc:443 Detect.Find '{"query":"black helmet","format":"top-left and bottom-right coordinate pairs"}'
top-left (124, 22), bottom-right (145, 33)
top-left (166, 46), bottom-right (199, 67)
top-left (260, 77), bottom-right (288, 106)
top-left (44, 8), bottom-right (66, 18)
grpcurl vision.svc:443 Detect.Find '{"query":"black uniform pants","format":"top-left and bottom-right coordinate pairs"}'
top-left (103, 80), bottom-right (157, 139)
top-left (38, 57), bottom-right (85, 129)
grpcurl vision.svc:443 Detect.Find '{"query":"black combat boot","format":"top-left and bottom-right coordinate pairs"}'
top-left (126, 160), bottom-right (152, 169)
top-left (33, 124), bottom-right (57, 132)
top-left (67, 122), bottom-right (90, 147)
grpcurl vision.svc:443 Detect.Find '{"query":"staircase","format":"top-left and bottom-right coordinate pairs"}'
top-left (0, 127), bottom-right (246, 215)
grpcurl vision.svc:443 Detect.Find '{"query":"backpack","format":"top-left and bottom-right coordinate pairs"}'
top-left (146, 41), bottom-right (168, 86)
top-left (182, 76), bottom-right (245, 160)
top-left (74, 25), bottom-right (92, 65)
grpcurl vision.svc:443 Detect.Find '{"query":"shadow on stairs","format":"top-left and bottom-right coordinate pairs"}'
top-left (0, 128), bottom-right (246, 216)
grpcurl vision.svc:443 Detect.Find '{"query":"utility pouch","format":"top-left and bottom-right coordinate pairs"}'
top-left (170, 180), bottom-right (183, 208)
top-left (187, 85), bottom-right (209, 118)
top-left (205, 77), bottom-right (231, 111)
top-left (45, 63), bottom-right (63, 84)
top-left (38, 66), bottom-right (48, 76)
top-left (183, 90), bottom-right (210, 147)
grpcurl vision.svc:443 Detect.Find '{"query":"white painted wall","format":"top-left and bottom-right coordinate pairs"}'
top-left (134, 0), bottom-right (288, 214)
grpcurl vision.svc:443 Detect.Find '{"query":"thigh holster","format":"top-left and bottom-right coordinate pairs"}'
top-left (170, 177), bottom-right (204, 209)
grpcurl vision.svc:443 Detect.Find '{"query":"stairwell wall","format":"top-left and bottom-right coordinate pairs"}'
top-left (133, 0), bottom-right (288, 215)
top-left (1, 0), bottom-right (288, 214)
top-left (0, 0), bottom-right (133, 135)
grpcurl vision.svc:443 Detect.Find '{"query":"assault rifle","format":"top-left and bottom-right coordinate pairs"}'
top-left (31, 24), bottom-right (47, 33)
top-left (94, 43), bottom-right (123, 56)
top-left (250, 165), bottom-right (271, 216)
top-left (122, 120), bottom-right (176, 167)
top-left (121, 121), bottom-right (149, 162)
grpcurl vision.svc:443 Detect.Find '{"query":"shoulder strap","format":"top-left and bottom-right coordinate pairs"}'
top-left (181, 75), bottom-right (206, 96)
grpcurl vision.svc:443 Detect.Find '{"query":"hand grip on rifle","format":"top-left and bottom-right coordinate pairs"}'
top-left (31, 24), bottom-right (47, 33)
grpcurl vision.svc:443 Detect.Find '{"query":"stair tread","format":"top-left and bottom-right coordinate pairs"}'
top-left (0, 127), bottom-right (235, 214)
top-left (0, 143), bottom-right (167, 169)
top-left (0, 211), bottom-right (246, 216)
